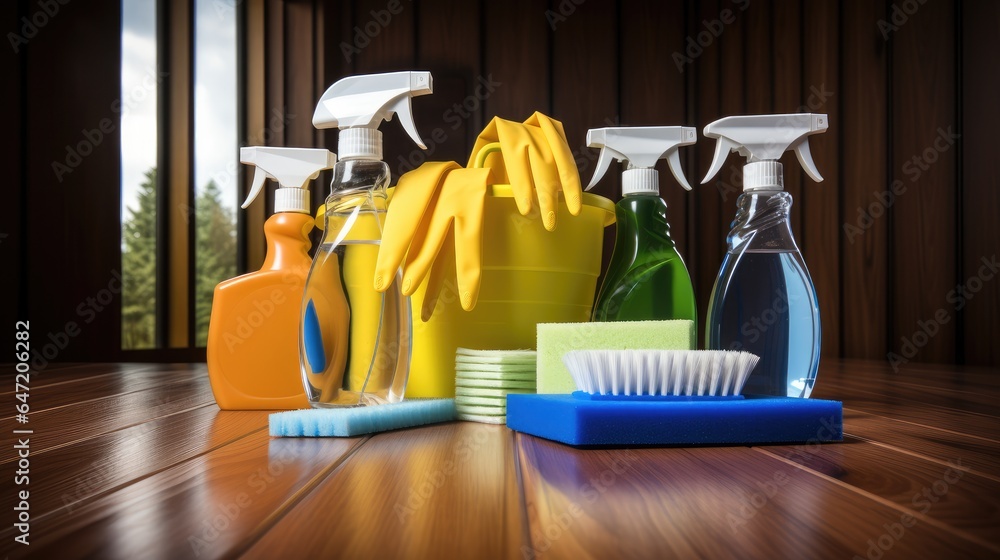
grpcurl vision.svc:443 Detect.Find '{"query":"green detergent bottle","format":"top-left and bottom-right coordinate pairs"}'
top-left (588, 127), bottom-right (698, 325)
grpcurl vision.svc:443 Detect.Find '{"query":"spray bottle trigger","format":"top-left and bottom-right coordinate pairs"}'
top-left (665, 149), bottom-right (692, 191)
top-left (701, 136), bottom-right (739, 185)
top-left (586, 147), bottom-right (619, 191)
top-left (242, 167), bottom-right (270, 209)
top-left (793, 140), bottom-right (824, 183)
top-left (390, 96), bottom-right (427, 150)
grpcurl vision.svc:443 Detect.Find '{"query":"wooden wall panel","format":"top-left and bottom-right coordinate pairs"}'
top-left (284, 1), bottom-right (319, 148)
top-left (620, 0), bottom-right (690, 259)
top-left (961, 0), bottom-right (1000, 366)
top-left (691, 0), bottom-right (723, 346)
top-left (351, 0), bottom-right (416, 169)
top-left (841, 0), bottom-right (889, 359)
top-left (802, 0), bottom-right (842, 358)
top-left (414, 0), bottom-right (483, 170)
top-left (14, 0), bottom-right (997, 367)
top-left (891, 0), bottom-right (958, 364)
top-left (551, 1), bottom-right (619, 294)
top-left (24, 0), bottom-right (122, 361)
top-left (1, 1), bottom-right (24, 334)
top-left (483, 0), bottom-right (550, 120)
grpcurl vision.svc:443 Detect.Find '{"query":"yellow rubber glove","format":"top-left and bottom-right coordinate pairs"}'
top-left (400, 167), bottom-right (491, 319)
top-left (469, 111), bottom-right (582, 231)
top-left (374, 161), bottom-right (460, 292)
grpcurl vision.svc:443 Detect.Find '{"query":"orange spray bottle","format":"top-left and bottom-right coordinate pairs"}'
top-left (207, 147), bottom-right (337, 410)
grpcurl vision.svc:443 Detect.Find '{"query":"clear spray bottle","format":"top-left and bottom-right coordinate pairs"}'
top-left (701, 113), bottom-right (828, 398)
top-left (301, 71), bottom-right (432, 407)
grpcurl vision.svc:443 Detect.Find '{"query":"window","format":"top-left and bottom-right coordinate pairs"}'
top-left (120, 0), bottom-right (158, 349)
top-left (120, 0), bottom-right (242, 352)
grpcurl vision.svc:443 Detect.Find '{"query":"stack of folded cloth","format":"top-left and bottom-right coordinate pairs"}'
top-left (454, 348), bottom-right (537, 424)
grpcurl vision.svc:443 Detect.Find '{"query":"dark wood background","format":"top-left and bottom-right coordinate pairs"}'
top-left (4, 0), bottom-right (998, 368)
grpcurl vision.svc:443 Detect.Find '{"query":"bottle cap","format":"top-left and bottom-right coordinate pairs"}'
top-left (313, 71), bottom-right (433, 161)
top-left (585, 126), bottom-right (696, 196)
top-left (239, 147), bottom-right (336, 213)
top-left (701, 113), bottom-right (828, 192)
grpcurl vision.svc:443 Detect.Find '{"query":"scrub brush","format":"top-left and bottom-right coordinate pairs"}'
top-left (506, 349), bottom-right (843, 446)
top-left (563, 349), bottom-right (759, 398)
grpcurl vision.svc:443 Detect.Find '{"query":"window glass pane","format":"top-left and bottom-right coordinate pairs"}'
top-left (121, 0), bottom-right (158, 349)
top-left (194, 0), bottom-right (239, 346)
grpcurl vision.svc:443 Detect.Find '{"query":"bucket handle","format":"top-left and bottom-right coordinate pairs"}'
top-left (472, 142), bottom-right (503, 170)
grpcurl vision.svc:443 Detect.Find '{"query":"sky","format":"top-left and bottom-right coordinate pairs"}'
top-left (121, 0), bottom-right (238, 220)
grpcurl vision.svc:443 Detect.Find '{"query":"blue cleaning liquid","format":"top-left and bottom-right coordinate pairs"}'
top-left (707, 249), bottom-right (820, 398)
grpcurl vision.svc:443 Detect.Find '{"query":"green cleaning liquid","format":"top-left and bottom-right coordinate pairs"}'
top-left (592, 194), bottom-right (697, 325)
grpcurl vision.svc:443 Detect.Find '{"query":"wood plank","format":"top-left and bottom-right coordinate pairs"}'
top-left (0, 363), bottom-right (162, 392)
top-left (691, 0), bottom-right (724, 347)
top-left (816, 360), bottom-right (1000, 417)
top-left (1, 366), bottom-right (202, 414)
top-left (0, 371), bottom-right (216, 458)
top-left (823, 375), bottom-right (1000, 419)
top-left (243, 0), bottom-right (266, 269)
top-left (620, 0), bottom-right (690, 259)
top-left (0, 429), bottom-right (362, 559)
top-left (830, 357), bottom-right (1000, 391)
top-left (516, 434), bottom-right (994, 558)
top-left (418, 0), bottom-right (482, 136)
top-left (352, 0), bottom-right (417, 176)
top-left (961, 0), bottom-right (1000, 367)
top-left (25, 0), bottom-right (122, 360)
top-left (483, 0), bottom-right (550, 120)
top-left (743, 0), bottom-right (772, 113)
top-left (771, 0), bottom-right (803, 243)
top-left (409, 0), bottom-right (482, 173)
top-left (0, 405), bottom-right (267, 521)
top-left (801, 0), bottom-right (842, 358)
top-left (0, 0), bottom-right (23, 337)
top-left (318, 0), bottom-right (354, 154)
top-left (243, 422), bottom-right (526, 559)
top-left (814, 390), bottom-right (1000, 444)
top-left (283, 0), bottom-right (317, 149)
top-left (759, 437), bottom-right (1000, 546)
top-left (551, 0), bottom-right (619, 294)
top-left (842, 408), bottom-right (1000, 478)
top-left (166, 0), bottom-right (194, 348)
top-left (841, 0), bottom-right (890, 359)
top-left (891, 0), bottom-right (958, 364)
top-left (551, 0), bottom-right (618, 183)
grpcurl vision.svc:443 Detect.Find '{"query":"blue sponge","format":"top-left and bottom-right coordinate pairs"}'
top-left (506, 393), bottom-right (842, 446)
top-left (269, 399), bottom-right (456, 437)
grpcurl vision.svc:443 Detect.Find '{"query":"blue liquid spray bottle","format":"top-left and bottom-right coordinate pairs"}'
top-left (701, 114), bottom-right (828, 398)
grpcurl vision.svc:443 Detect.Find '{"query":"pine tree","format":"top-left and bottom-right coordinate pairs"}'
top-left (122, 168), bottom-right (158, 349)
top-left (195, 179), bottom-right (237, 346)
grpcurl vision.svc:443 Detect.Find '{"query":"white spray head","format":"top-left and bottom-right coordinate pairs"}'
top-left (585, 126), bottom-right (697, 196)
top-left (701, 113), bottom-right (828, 191)
top-left (240, 147), bottom-right (337, 214)
top-left (312, 71), bottom-right (433, 160)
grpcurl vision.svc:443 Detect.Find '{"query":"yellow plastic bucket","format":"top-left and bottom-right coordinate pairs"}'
top-left (406, 143), bottom-right (615, 398)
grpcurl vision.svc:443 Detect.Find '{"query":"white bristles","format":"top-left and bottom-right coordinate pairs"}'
top-left (562, 350), bottom-right (761, 397)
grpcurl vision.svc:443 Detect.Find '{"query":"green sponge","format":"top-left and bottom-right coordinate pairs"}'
top-left (536, 320), bottom-right (696, 394)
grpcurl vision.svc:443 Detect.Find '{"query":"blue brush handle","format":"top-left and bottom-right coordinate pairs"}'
top-left (573, 391), bottom-right (745, 401)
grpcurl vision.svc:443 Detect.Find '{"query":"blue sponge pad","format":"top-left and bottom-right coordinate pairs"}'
top-left (269, 399), bottom-right (456, 437)
top-left (506, 393), bottom-right (842, 446)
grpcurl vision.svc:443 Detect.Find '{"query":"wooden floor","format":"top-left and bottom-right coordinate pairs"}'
top-left (1, 360), bottom-right (998, 559)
